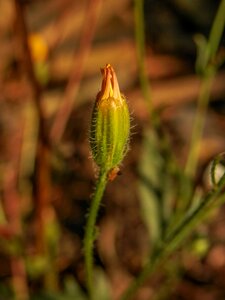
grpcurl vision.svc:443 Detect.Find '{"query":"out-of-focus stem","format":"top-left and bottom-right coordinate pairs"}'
top-left (185, 0), bottom-right (225, 178)
top-left (13, 0), bottom-right (45, 137)
top-left (134, 0), bottom-right (153, 116)
top-left (208, 0), bottom-right (225, 60)
top-left (184, 75), bottom-right (214, 177)
top-left (14, 0), bottom-right (58, 292)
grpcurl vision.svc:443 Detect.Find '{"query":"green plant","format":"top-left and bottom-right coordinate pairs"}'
top-left (84, 64), bottom-right (130, 299)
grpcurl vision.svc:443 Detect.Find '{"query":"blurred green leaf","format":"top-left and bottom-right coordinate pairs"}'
top-left (63, 276), bottom-right (87, 300)
top-left (31, 276), bottom-right (87, 300)
top-left (44, 217), bottom-right (61, 255)
top-left (26, 255), bottom-right (49, 279)
top-left (138, 127), bottom-right (178, 246)
top-left (138, 128), bottom-right (164, 244)
top-left (194, 34), bottom-right (210, 75)
top-left (92, 268), bottom-right (110, 300)
top-left (34, 62), bottom-right (49, 86)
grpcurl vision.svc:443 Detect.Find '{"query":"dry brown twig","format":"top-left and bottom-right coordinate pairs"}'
top-left (50, 0), bottom-right (103, 144)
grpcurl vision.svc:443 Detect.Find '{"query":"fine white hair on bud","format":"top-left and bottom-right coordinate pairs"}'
top-left (90, 64), bottom-right (130, 179)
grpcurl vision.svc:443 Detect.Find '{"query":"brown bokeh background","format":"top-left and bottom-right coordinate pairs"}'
top-left (0, 0), bottom-right (225, 300)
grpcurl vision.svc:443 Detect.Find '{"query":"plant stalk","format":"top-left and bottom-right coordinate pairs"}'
top-left (134, 0), bottom-right (152, 116)
top-left (184, 75), bottom-right (214, 178)
top-left (84, 170), bottom-right (108, 298)
top-left (185, 0), bottom-right (225, 178)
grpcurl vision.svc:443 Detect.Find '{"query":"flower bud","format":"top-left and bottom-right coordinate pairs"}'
top-left (90, 64), bottom-right (130, 175)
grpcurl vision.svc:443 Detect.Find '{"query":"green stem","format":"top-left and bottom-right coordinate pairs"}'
top-left (134, 0), bottom-right (153, 116)
top-left (185, 0), bottom-right (225, 178)
top-left (208, 0), bottom-right (225, 60)
top-left (84, 170), bottom-right (108, 298)
top-left (184, 75), bottom-right (214, 178)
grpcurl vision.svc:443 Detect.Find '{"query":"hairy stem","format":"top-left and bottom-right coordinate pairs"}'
top-left (84, 170), bottom-right (108, 298)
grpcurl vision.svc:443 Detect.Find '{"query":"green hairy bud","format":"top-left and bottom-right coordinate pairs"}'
top-left (90, 64), bottom-right (130, 180)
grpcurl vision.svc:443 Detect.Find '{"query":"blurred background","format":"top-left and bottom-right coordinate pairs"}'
top-left (0, 0), bottom-right (225, 299)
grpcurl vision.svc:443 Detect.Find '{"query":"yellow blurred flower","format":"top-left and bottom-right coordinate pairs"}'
top-left (28, 33), bottom-right (48, 63)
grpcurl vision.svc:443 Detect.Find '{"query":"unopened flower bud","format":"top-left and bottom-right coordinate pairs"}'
top-left (90, 64), bottom-right (130, 176)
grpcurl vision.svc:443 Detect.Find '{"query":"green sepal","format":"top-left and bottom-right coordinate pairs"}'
top-left (90, 95), bottom-right (130, 172)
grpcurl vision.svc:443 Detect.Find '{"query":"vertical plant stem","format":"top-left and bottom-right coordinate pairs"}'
top-left (84, 170), bottom-right (108, 298)
top-left (185, 0), bottom-right (225, 178)
top-left (0, 198), bottom-right (7, 225)
top-left (14, 0), bottom-right (59, 291)
top-left (208, 0), bottom-right (225, 60)
top-left (134, 0), bottom-right (153, 116)
top-left (14, 0), bottom-right (46, 250)
top-left (184, 75), bottom-right (214, 178)
top-left (14, 0), bottom-right (45, 130)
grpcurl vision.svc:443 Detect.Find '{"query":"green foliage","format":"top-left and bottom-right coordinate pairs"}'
top-left (138, 128), bottom-right (175, 245)
top-left (26, 256), bottom-right (49, 279)
top-left (30, 271), bottom-right (110, 300)
top-left (120, 0), bottom-right (225, 299)
top-left (31, 277), bottom-right (86, 300)
top-left (92, 269), bottom-right (111, 300)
